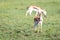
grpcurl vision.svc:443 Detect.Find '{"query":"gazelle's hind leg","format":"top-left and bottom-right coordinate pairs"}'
top-left (29, 10), bottom-right (32, 16)
top-left (26, 9), bottom-right (32, 16)
top-left (26, 10), bottom-right (30, 16)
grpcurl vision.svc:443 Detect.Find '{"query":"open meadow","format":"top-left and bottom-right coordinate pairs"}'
top-left (0, 0), bottom-right (60, 40)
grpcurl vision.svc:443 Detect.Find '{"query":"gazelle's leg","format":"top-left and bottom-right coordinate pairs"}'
top-left (29, 9), bottom-right (32, 16)
top-left (26, 9), bottom-right (30, 16)
top-left (38, 20), bottom-right (43, 32)
top-left (26, 9), bottom-right (32, 16)
top-left (40, 21), bottom-right (43, 32)
top-left (34, 21), bottom-right (38, 31)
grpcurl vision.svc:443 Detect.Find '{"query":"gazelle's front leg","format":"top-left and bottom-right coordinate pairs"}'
top-left (34, 21), bottom-right (38, 32)
top-left (38, 20), bottom-right (43, 32)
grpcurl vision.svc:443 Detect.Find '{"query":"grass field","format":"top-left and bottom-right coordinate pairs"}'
top-left (0, 0), bottom-right (60, 40)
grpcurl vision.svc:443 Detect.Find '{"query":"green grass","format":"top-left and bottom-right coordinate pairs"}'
top-left (0, 0), bottom-right (60, 40)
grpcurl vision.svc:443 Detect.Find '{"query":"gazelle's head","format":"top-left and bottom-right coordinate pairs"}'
top-left (42, 9), bottom-right (47, 17)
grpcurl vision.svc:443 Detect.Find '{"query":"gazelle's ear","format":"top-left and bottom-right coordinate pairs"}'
top-left (42, 9), bottom-right (47, 17)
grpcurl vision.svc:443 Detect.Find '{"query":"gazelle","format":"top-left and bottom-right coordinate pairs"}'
top-left (26, 5), bottom-right (47, 32)
top-left (26, 5), bottom-right (47, 16)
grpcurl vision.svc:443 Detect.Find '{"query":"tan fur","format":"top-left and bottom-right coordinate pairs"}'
top-left (34, 16), bottom-right (40, 22)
